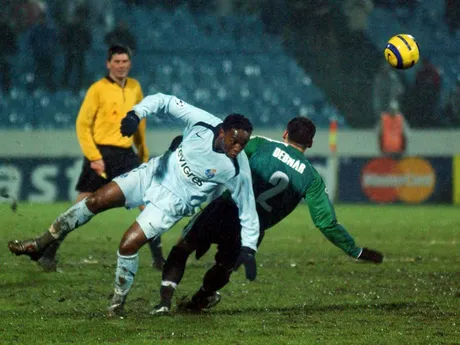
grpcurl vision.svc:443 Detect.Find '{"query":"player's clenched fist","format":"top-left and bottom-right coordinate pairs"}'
top-left (120, 110), bottom-right (140, 137)
top-left (358, 248), bottom-right (384, 264)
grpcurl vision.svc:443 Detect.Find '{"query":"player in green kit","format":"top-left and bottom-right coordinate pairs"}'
top-left (151, 117), bottom-right (383, 315)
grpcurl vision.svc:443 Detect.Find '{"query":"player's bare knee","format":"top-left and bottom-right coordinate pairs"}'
top-left (118, 239), bottom-right (138, 256)
top-left (84, 194), bottom-right (101, 213)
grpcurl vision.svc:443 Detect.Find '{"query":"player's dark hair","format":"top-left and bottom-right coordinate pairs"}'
top-left (223, 113), bottom-right (253, 133)
top-left (286, 117), bottom-right (316, 149)
top-left (107, 44), bottom-right (132, 61)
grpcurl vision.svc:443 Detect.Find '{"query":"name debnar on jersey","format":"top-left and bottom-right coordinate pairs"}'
top-left (272, 147), bottom-right (306, 174)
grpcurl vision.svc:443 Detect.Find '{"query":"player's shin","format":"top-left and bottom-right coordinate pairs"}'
top-left (113, 251), bottom-right (139, 297)
top-left (48, 199), bottom-right (95, 239)
top-left (148, 236), bottom-right (165, 271)
top-left (158, 246), bottom-right (190, 304)
top-left (109, 251), bottom-right (139, 316)
top-left (8, 200), bottom-right (93, 259)
top-left (200, 264), bottom-right (231, 295)
top-left (158, 282), bottom-right (177, 308)
top-left (31, 199), bottom-right (95, 252)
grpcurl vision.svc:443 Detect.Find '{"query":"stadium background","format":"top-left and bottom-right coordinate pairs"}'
top-left (0, 0), bottom-right (459, 205)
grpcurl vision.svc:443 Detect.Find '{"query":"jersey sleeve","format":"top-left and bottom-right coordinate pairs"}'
top-left (244, 136), bottom-right (268, 159)
top-left (76, 83), bottom-right (101, 161)
top-left (222, 152), bottom-right (260, 251)
top-left (305, 167), bottom-right (362, 258)
top-left (132, 82), bottom-right (149, 162)
top-left (132, 93), bottom-right (221, 132)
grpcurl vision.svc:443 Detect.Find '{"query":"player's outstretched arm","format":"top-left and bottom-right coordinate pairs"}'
top-left (223, 153), bottom-right (260, 280)
top-left (130, 93), bottom-right (220, 130)
top-left (305, 170), bottom-right (384, 263)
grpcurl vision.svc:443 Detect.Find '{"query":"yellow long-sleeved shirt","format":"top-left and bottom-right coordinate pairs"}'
top-left (76, 76), bottom-right (149, 162)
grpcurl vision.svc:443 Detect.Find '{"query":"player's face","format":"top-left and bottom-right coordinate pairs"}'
top-left (106, 53), bottom-right (131, 80)
top-left (221, 128), bottom-right (251, 159)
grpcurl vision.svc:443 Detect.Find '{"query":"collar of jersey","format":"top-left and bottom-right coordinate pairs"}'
top-left (193, 122), bottom-right (225, 154)
top-left (212, 123), bottom-right (225, 154)
top-left (105, 75), bottom-right (127, 88)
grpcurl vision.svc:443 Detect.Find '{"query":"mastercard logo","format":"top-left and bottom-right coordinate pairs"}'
top-left (361, 157), bottom-right (435, 203)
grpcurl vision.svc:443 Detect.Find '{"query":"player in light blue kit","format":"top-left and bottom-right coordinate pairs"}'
top-left (8, 93), bottom-right (260, 316)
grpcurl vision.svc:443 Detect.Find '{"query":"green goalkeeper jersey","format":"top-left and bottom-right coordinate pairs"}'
top-left (243, 136), bottom-right (361, 258)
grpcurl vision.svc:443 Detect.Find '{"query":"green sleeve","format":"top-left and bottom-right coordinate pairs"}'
top-left (305, 168), bottom-right (362, 258)
top-left (244, 136), bottom-right (267, 159)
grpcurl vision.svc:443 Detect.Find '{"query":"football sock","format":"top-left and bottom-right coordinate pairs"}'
top-left (148, 236), bottom-right (164, 263)
top-left (159, 283), bottom-right (176, 305)
top-left (48, 199), bottom-right (94, 239)
top-left (162, 245), bottom-right (191, 284)
top-left (114, 251), bottom-right (139, 297)
top-left (202, 264), bottom-right (231, 293)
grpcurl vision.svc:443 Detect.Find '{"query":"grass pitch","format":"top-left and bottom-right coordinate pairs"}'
top-left (0, 203), bottom-right (459, 345)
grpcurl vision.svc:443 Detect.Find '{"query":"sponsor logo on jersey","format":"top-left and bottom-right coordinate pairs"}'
top-left (361, 157), bottom-right (435, 203)
top-left (176, 145), bottom-right (204, 186)
top-left (272, 147), bottom-right (306, 174)
top-left (205, 169), bottom-right (216, 178)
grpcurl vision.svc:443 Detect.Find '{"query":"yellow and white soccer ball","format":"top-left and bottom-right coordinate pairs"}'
top-left (384, 34), bottom-right (420, 69)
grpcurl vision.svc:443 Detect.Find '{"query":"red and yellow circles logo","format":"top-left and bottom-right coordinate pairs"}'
top-left (361, 157), bottom-right (435, 203)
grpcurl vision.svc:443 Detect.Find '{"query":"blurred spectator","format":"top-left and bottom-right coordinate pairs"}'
top-left (13, 0), bottom-right (46, 32)
top-left (87, 0), bottom-right (114, 32)
top-left (234, 0), bottom-right (264, 14)
top-left (215, 0), bottom-right (234, 16)
top-left (60, 5), bottom-right (92, 91)
top-left (343, 0), bottom-right (374, 32)
top-left (410, 58), bottom-right (442, 127)
top-left (377, 100), bottom-right (409, 159)
top-left (49, 0), bottom-right (81, 32)
top-left (29, 11), bottom-right (58, 91)
top-left (445, 0), bottom-right (460, 35)
top-left (122, 0), bottom-right (151, 7)
top-left (104, 20), bottom-right (137, 52)
top-left (372, 61), bottom-right (405, 120)
top-left (189, 0), bottom-right (212, 15)
top-left (396, 0), bottom-right (417, 13)
top-left (443, 78), bottom-right (460, 126)
top-left (260, 0), bottom-right (289, 35)
top-left (0, 15), bottom-right (18, 94)
top-left (158, 0), bottom-right (186, 12)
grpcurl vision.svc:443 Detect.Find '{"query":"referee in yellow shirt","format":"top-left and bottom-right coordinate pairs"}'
top-left (38, 45), bottom-right (165, 272)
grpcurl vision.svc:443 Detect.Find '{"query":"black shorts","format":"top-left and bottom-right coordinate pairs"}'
top-left (75, 145), bottom-right (141, 193)
top-left (183, 196), bottom-right (242, 269)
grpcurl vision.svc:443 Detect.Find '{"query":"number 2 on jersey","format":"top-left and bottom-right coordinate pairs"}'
top-left (256, 171), bottom-right (289, 212)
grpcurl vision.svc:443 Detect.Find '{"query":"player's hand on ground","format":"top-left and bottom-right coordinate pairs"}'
top-left (235, 246), bottom-right (257, 281)
top-left (120, 110), bottom-right (140, 137)
top-left (358, 248), bottom-right (384, 264)
top-left (90, 159), bottom-right (106, 178)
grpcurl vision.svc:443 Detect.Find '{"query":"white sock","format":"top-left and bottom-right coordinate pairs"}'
top-left (114, 251), bottom-right (139, 297)
top-left (49, 199), bottom-right (94, 239)
top-left (161, 281), bottom-right (177, 289)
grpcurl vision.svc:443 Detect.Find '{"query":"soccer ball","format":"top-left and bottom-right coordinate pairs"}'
top-left (384, 34), bottom-right (420, 69)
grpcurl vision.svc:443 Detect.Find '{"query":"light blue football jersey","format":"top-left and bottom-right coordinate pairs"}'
top-left (133, 93), bottom-right (259, 250)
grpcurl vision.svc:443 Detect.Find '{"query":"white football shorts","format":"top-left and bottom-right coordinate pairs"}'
top-left (113, 156), bottom-right (193, 239)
